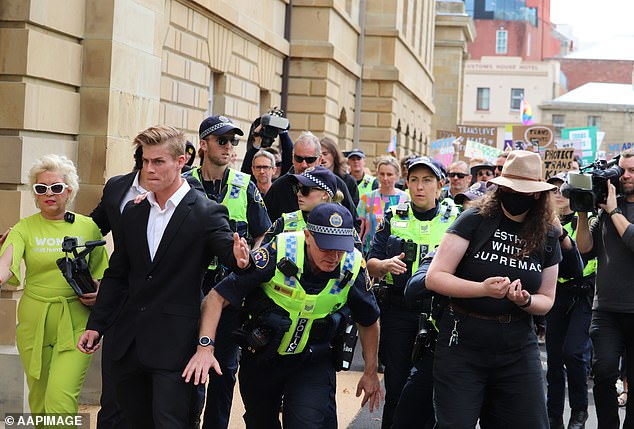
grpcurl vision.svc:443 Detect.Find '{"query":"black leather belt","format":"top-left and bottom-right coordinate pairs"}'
top-left (449, 302), bottom-right (527, 324)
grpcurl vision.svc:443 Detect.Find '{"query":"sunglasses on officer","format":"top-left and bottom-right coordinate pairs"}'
top-left (33, 183), bottom-right (69, 195)
top-left (296, 184), bottom-right (320, 197)
top-left (447, 172), bottom-right (468, 179)
top-left (213, 136), bottom-right (240, 146)
top-left (293, 155), bottom-right (319, 164)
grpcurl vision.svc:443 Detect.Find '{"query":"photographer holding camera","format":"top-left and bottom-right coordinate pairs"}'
top-left (576, 148), bottom-right (634, 428)
top-left (366, 157), bottom-right (458, 429)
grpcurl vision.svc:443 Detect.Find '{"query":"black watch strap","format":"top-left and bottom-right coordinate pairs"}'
top-left (609, 208), bottom-right (623, 217)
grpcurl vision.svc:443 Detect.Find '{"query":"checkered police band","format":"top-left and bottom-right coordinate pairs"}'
top-left (306, 223), bottom-right (354, 237)
top-left (301, 170), bottom-right (334, 197)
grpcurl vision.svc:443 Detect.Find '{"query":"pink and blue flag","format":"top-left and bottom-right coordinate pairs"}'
top-left (520, 97), bottom-right (535, 125)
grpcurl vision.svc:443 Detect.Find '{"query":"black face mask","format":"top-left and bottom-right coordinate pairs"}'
top-left (499, 191), bottom-right (537, 216)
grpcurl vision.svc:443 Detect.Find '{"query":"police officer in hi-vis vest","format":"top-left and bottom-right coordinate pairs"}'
top-left (366, 157), bottom-right (459, 429)
top-left (346, 149), bottom-right (378, 197)
top-left (545, 173), bottom-right (596, 429)
top-left (183, 203), bottom-right (382, 429)
top-left (183, 115), bottom-right (272, 429)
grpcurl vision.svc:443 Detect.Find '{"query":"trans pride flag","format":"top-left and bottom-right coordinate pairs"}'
top-left (520, 97), bottom-right (534, 125)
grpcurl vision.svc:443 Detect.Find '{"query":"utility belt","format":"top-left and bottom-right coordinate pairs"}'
top-left (373, 283), bottom-right (433, 312)
top-left (449, 302), bottom-right (528, 324)
top-left (557, 276), bottom-right (595, 296)
top-left (234, 295), bottom-right (356, 369)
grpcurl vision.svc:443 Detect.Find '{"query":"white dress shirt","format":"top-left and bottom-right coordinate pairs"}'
top-left (146, 179), bottom-right (191, 261)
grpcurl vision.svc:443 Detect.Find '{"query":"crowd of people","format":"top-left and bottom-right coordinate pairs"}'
top-left (1, 111), bottom-right (634, 429)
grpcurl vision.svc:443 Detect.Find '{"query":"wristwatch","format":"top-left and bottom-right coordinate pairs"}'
top-left (199, 336), bottom-right (215, 347)
top-left (609, 207), bottom-right (623, 217)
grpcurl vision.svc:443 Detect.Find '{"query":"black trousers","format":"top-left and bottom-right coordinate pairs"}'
top-left (390, 349), bottom-right (435, 429)
top-left (97, 333), bottom-right (128, 429)
top-left (112, 342), bottom-right (194, 429)
top-left (590, 310), bottom-right (634, 429)
top-left (238, 352), bottom-right (336, 429)
top-left (433, 312), bottom-right (548, 429)
top-left (545, 290), bottom-right (592, 418)
top-left (378, 305), bottom-right (419, 429)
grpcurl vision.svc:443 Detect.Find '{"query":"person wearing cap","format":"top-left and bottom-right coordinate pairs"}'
top-left (426, 150), bottom-right (583, 428)
top-left (183, 203), bottom-right (383, 428)
top-left (575, 148), bottom-right (634, 429)
top-left (470, 161), bottom-right (496, 184)
top-left (182, 140), bottom-right (197, 173)
top-left (260, 166), bottom-right (345, 244)
top-left (264, 132), bottom-right (359, 229)
top-left (366, 156), bottom-right (458, 429)
top-left (184, 115), bottom-right (272, 429)
top-left (453, 181), bottom-right (489, 211)
top-left (358, 156), bottom-right (409, 255)
top-left (544, 172), bottom-right (596, 429)
top-left (346, 149), bottom-right (379, 197)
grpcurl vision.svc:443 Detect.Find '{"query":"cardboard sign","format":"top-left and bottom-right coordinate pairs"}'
top-left (464, 140), bottom-right (502, 163)
top-left (455, 125), bottom-right (497, 146)
top-left (436, 130), bottom-right (455, 139)
top-left (606, 142), bottom-right (634, 160)
top-left (512, 125), bottom-right (555, 151)
top-left (429, 138), bottom-right (456, 168)
top-left (543, 149), bottom-right (575, 180)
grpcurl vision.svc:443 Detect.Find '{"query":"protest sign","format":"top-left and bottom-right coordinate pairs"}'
top-left (512, 125), bottom-right (555, 152)
top-left (429, 138), bottom-right (455, 168)
top-left (455, 125), bottom-right (497, 146)
top-left (543, 148), bottom-right (575, 180)
top-left (464, 140), bottom-right (502, 163)
top-left (561, 127), bottom-right (597, 165)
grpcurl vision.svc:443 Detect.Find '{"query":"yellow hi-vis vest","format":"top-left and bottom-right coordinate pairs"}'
top-left (357, 174), bottom-right (376, 197)
top-left (385, 199), bottom-right (459, 285)
top-left (189, 167), bottom-right (250, 269)
top-left (261, 231), bottom-right (363, 355)
top-left (281, 210), bottom-right (307, 233)
top-left (558, 214), bottom-right (598, 283)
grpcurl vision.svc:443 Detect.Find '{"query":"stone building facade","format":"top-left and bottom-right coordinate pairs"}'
top-left (0, 0), bottom-right (449, 413)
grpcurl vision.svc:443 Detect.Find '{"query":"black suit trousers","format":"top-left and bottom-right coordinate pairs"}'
top-left (112, 341), bottom-right (194, 429)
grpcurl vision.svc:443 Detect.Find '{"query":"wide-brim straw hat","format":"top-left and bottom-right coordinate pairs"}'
top-left (488, 150), bottom-right (555, 193)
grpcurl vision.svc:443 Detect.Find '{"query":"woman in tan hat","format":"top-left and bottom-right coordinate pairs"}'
top-left (426, 150), bottom-right (582, 428)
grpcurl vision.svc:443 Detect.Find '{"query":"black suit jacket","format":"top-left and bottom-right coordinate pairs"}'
top-left (90, 172), bottom-right (136, 236)
top-left (87, 187), bottom-right (239, 371)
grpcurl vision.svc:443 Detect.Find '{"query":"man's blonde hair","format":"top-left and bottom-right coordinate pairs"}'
top-left (133, 125), bottom-right (185, 159)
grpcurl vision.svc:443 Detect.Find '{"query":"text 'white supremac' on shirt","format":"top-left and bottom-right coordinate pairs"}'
top-left (146, 180), bottom-right (190, 260)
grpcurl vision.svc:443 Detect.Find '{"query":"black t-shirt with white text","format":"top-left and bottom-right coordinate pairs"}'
top-left (448, 210), bottom-right (562, 315)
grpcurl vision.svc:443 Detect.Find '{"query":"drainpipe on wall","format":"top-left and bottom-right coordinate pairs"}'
top-left (353, 0), bottom-right (367, 149)
top-left (281, 0), bottom-right (293, 114)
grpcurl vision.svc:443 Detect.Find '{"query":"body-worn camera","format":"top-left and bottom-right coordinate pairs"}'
top-left (259, 111), bottom-right (289, 148)
top-left (561, 156), bottom-right (623, 212)
top-left (56, 236), bottom-right (106, 296)
top-left (402, 240), bottom-right (418, 264)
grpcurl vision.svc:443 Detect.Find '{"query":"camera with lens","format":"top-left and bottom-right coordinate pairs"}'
top-left (561, 156), bottom-right (623, 212)
top-left (56, 236), bottom-right (106, 296)
top-left (259, 108), bottom-right (289, 148)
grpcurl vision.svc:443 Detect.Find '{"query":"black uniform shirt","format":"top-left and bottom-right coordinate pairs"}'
top-left (215, 237), bottom-right (380, 327)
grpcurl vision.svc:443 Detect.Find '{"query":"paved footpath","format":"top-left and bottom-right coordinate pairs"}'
top-left (73, 345), bottom-right (625, 428)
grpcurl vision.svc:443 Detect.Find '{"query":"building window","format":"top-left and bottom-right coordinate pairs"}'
top-left (553, 114), bottom-right (566, 139)
top-left (207, 71), bottom-right (223, 117)
top-left (510, 88), bottom-right (524, 111)
top-left (588, 115), bottom-right (601, 128)
top-left (496, 29), bottom-right (508, 54)
top-left (477, 88), bottom-right (490, 111)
